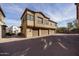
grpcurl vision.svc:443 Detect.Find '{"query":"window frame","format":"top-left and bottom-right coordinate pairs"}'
top-left (38, 17), bottom-right (43, 24)
top-left (27, 14), bottom-right (34, 21)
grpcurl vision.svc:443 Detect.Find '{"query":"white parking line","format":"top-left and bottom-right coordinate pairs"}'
top-left (58, 42), bottom-right (68, 50)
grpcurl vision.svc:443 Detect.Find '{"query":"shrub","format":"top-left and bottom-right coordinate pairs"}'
top-left (6, 32), bottom-right (12, 36)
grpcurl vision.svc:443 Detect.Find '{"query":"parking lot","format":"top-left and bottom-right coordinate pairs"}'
top-left (0, 34), bottom-right (79, 56)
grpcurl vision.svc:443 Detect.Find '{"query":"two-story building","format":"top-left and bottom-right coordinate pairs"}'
top-left (0, 6), bottom-right (6, 38)
top-left (21, 8), bottom-right (57, 38)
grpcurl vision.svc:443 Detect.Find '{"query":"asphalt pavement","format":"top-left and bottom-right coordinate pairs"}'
top-left (0, 34), bottom-right (79, 56)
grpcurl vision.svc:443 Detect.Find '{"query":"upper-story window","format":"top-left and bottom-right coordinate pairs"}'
top-left (55, 23), bottom-right (57, 27)
top-left (0, 19), bottom-right (1, 21)
top-left (38, 17), bottom-right (43, 24)
top-left (50, 23), bottom-right (52, 26)
top-left (27, 14), bottom-right (34, 21)
top-left (45, 20), bottom-right (49, 25)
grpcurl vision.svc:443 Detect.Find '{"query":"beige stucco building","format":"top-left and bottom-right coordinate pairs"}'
top-left (0, 6), bottom-right (6, 38)
top-left (21, 8), bottom-right (57, 38)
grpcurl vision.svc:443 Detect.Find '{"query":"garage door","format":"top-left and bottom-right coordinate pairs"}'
top-left (41, 29), bottom-right (48, 36)
top-left (33, 29), bottom-right (39, 37)
top-left (49, 29), bottom-right (55, 35)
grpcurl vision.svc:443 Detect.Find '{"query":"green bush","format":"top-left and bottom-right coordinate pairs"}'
top-left (6, 32), bottom-right (12, 36)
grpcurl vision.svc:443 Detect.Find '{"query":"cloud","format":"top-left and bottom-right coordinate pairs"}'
top-left (43, 4), bottom-right (76, 23)
top-left (58, 18), bottom-right (76, 27)
top-left (5, 18), bottom-right (21, 27)
top-left (1, 3), bottom-right (24, 19)
top-left (1, 3), bottom-right (76, 27)
top-left (2, 3), bottom-right (23, 14)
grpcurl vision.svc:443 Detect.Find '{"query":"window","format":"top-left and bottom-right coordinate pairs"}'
top-left (27, 14), bottom-right (34, 21)
top-left (45, 20), bottom-right (49, 25)
top-left (38, 17), bottom-right (43, 24)
top-left (0, 19), bottom-right (1, 21)
top-left (50, 23), bottom-right (52, 26)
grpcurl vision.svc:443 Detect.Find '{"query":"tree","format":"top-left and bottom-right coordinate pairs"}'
top-left (56, 27), bottom-right (68, 33)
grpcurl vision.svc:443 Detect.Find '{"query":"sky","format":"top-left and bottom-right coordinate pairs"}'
top-left (0, 3), bottom-right (76, 27)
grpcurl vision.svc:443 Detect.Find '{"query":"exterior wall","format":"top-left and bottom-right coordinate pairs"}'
top-left (21, 9), bottom-right (57, 38)
top-left (40, 29), bottom-right (48, 36)
top-left (21, 16), bottom-right (27, 37)
top-left (32, 29), bottom-right (39, 37)
top-left (35, 13), bottom-right (44, 28)
top-left (35, 13), bottom-right (50, 28)
top-left (26, 28), bottom-right (33, 38)
top-left (0, 26), bottom-right (2, 38)
top-left (0, 11), bottom-right (4, 23)
top-left (27, 11), bottom-right (34, 27)
top-left (49, 21), bottom-right (57, 29)
top-left (27, 20), bottom-right (34, 27)
top-left (0, 11), bottom-right (5, 38)
top-left (49, 29), bottom-right (55, 35)
top-left (2, 25), bottom-right (6, 37)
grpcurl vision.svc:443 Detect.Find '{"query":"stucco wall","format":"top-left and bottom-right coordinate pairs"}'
top-left (33, 29), bottom-right (39, 37)
top-left (21, 9), bottom-right (57, 38)
top-left (40, 29), bottom-right (48, 36)
top-left (0, 11), bottom-right (5, 38)
top-left (26, 28), bottom-right (33, 38)
top-left (49, 29), bottom-right (55, 35)
top-left (0, 25), bottom-right (2, 38)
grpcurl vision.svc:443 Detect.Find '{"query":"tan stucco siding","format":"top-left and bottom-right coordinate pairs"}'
top-left (35, 13), bottom-right (45, 28)
top-left (0, 25), bottom-right (2, 38)
top-left (0, 10), bottom-right (5, 38)
top-left (27, 11), bottom-right (34, 27)
top-left (27, 20), bottom-right (34, 27)
top-left (40, 29), bottom-right (48, 36)
top-left (49, 29), bottom-right (55, 35)
top-left (0, 11), bottom-right (4, 24)
top-left (33, 29), bottom-right (39, 37)
top-left (27, 11), bottom-right (34, 15)
top-left (21, 18), bottom-right (27, 37)
top-left (26, 28), bottom-right (33, 38)
top-left (21, 9), bottom-right (57, 38)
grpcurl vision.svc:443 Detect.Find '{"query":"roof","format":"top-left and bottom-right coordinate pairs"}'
top-left (36, 12), bottom-right (49, 19)
top-left (0, 6), bottom-right (5, 17)
top-left (21, 8), bottom-right (57, 24)
top-left (21, 8), bottom-right (35, 19)
top-left (21, 8), bottom-right (49, 19)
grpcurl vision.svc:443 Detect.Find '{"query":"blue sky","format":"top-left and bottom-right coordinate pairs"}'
top-left (1, 3), bottom-right (76, 27)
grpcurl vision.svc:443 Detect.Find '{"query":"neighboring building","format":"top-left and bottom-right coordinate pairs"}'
top-left (67, 20), bottom-right (77, 31)
top-left (9, 26), bottom-right (21, 34)
top-left (0, 6), bottom-right (6, 38)
top-left (21, 8), bottom-right (57, 38)
top-left (75, 3), bottom-right (79, 28)
top-left (6, 26), bottom-right (10, 33)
